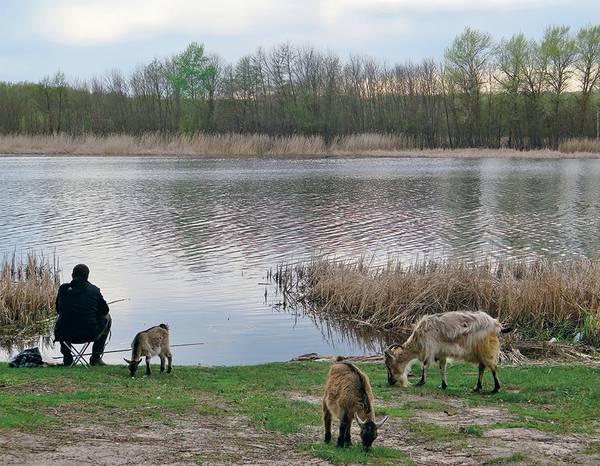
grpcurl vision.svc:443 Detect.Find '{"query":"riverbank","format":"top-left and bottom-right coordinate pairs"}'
top-left (276, 257), bottom-right (600, 347)
top-left (2, 133), bottom-right (600, 158)
top-left (0, 362), bottom-right (599, 465)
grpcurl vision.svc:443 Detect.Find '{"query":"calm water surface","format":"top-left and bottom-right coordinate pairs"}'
top-left (1, 156), bottom-right (600, 365)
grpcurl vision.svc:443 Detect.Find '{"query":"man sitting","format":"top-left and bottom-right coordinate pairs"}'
top-left (54, 264), bottom-right (111, 366)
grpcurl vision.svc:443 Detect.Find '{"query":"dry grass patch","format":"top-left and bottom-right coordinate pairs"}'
top-left (0, 252), bottom-right (60, 327)
top-left (274, 256), bottom-right (600, 346)
top-left (559, 138), bottom-right (600, 154)
top-left (5, 132), bottom-right (600, 158)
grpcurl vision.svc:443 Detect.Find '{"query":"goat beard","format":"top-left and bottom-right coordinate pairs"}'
top-left (398, 373), bottom-right (409, 387)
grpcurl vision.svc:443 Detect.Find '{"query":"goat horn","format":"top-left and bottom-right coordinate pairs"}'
top-left (376, 416), bottom-right (389, 428)
top-left (123, 358), bottom-right (131, 364)
top-left (354, 413), bottom-right (366, 427)
top-left (385, 343), bottom-right (403, 352)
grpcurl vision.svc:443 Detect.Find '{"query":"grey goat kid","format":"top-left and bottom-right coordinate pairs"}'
top-left (124, 324), bottom-right (172, 377)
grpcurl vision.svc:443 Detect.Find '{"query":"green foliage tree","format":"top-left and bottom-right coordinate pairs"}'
top-left (575, 25), bottom-right (600, 133)
top-left (168, 42), bottom-right (216, 132)
top-left (495, 33), bottom-right (528, 147)
top-left (541, 26), bottom-right (578, 146)
top-left (445, 27), bottom-right (493, 146)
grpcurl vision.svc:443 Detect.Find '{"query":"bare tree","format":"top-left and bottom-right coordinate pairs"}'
top-left (575, 25), bottom-right (600, 135)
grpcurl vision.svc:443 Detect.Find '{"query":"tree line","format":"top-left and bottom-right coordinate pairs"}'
top-left (1, 25), bottom-right (599, 149)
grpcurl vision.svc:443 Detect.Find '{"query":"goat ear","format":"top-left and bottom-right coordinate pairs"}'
top-left (376, 416), bottom-right (389, 428)
top-left (123, 358), bottom-right (131, 364)
top-left (354, 413), bottom-right (365, 427)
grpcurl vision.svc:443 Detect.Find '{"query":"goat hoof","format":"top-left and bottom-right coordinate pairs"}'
top-left (473, 387), bottom-right (481, 393)
top-left (439, 383), bottom-right (448, 390)
top-left (416, 380), bottom-right (425, 386)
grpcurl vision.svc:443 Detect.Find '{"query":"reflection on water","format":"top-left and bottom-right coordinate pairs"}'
top-left (1, 156), bottom-right (600, 364)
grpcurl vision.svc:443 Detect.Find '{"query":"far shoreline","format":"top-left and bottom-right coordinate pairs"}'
top-left (1, 133), bottom-right (600, 159)
top-left (2, 147), bottom-right (600, 160)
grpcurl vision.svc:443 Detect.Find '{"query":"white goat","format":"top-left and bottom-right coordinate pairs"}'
top-left (384, 311), bottom-right (512, 393)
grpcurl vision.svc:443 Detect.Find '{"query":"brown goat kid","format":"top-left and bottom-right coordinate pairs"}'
top-left (384, 311), bottom-right (513, 393)
top-left (124, 324), bottom-right (172, 377)
top-left (323, 358), bottom-right (389, 451)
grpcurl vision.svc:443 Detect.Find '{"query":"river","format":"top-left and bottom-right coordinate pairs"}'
top-left (1, 155), bottom-right (600, 365)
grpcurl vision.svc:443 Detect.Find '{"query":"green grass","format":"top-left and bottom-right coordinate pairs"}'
top-left (376, 362), bottom-right (600, 434)
top-left (483, 453), bottom-right (526, 465)
top-left (302, 443), bottom-right (414, 465)
top-left (0, 361), bottom-right (599, 464)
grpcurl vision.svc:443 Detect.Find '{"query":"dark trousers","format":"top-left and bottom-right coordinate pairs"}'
top-left (60, 315), bottom-right (112, 364)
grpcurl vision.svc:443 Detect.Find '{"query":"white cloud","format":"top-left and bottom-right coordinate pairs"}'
top-left (32, 0), bottom-right (563, 46)
top-left (33, 0), bottom-right (301, 45)
top-left (324, 0), bottom-right (552, 11)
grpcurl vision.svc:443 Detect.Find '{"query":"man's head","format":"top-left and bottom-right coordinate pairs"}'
top-left (72, 264), bottom-right (90, 281)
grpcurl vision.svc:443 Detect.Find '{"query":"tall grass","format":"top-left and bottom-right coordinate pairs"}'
top-left (559, 138), bottom-right (600, 154)
top-left (2, 132), bottom-right (599, 157)
top-left (275, 256), bottom-right (600, 346)
top-left (0, 252), bottom-right (60, 327)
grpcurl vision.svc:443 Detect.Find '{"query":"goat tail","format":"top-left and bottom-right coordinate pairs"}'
top-left (500, 326), bottom-right (514, 334)
top-left (159, 323), bottom-right (169, 331)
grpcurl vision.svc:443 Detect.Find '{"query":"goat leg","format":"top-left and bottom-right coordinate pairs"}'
top-left (439, 358), bottom-right (448, 390)
top-left (416, 362), bottom-right (428, 386)
top-left (337, 413), bottom-right (349, 448)
top-left (323, 402), bottom-right (332, 443)
top-left (167, 353), bottom-right (173, 373)
top-left (344, 418), bottom-right (352, 447)
top-left (491, 367), bottom-right (501, 394)
top-left (473, 363), bottom-right (485, 392)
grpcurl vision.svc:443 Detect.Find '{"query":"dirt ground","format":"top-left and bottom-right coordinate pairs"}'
top-left (379, 394), bottom-right (600, 466)
top-left (1, 391), bottom-right (599, 465)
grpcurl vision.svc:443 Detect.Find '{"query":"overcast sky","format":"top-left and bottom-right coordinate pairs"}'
top-left (1, 0), bottom-right (599, 83)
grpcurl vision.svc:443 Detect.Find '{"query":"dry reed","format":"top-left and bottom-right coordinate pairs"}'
top-left (559, 138), bottom-right (600, 154)
top-left (2, 132), bottom-right (599, 158)
top-left (0, 252), bottom-right (60, 327)
top-left (275, 256), bottom-right (600, 347)
top-left (0, 133), bottom-right (328, 156)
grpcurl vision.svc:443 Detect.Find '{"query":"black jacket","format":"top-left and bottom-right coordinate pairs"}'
top-left (54, 279), bottom-right (110, 342)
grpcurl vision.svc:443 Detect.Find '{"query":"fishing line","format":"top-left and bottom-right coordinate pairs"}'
top-left (50, 341), bottom-right (205, 359)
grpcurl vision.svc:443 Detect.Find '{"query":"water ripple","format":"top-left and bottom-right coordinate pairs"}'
top-left (2, 156), bottom-right (600, 364)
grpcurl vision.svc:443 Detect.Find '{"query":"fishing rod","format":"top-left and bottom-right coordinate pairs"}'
top-left (107, 298), bottom-right (129, 305)
top-left (51, 341), bottom-right (205, 359)
top-left (50, 298), bottom-right (208, 359)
